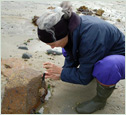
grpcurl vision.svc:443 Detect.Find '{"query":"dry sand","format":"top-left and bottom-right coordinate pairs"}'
top-left (1, 0), bottom-right (125, 114)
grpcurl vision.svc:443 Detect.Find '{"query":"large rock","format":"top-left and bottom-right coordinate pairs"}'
top-left (1, 58), bottom-right (43, 114)
top-left (2, 68), bottom-right (42, 114)
top-left (1, 58), bottom-right (29, 78)
top-left (1, 58), bottom-right (29, 102)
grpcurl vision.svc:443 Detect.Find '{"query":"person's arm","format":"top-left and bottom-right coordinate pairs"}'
top-left (62, 48), bottom-right (79, 68)
top-left (61, 24), bottom-right (106, 85)
top-left (61, 49), bottom-right (104, 85)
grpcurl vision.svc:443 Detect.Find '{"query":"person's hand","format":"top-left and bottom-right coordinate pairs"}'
top-left (43, 62), bottom-right (62, 80)
top-left (44, 72), bottom-right (60, 80)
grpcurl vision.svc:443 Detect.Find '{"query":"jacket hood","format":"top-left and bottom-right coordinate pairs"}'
top-left (68, 12), bottom-right (81, 33)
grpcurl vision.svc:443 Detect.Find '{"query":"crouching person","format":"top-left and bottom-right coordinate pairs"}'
top-left (37, 1), bottom-right (125, 114)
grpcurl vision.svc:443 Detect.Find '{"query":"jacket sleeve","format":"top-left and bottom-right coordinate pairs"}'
top-left (62, 48), bottom-right (79, 68)
top-left (61, 24), bottom-right (107, 85)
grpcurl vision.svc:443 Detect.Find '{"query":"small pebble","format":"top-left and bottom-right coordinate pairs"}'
top-left (18, 46), bottom-right (28, 50)
top-left (22, 53), bottom-right (32, 59)
top-left (117, 19), bottom-right (121, 22)
top-left (23, 42), bottom-right (27, 45)
top-left (46, 49), bottom-right (62, 55)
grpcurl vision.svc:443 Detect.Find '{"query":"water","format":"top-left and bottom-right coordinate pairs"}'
top-left (45, 89), bottom-right (51, 101)
top-left (37, 88), bottom-right (52, 114)
top-left (38, 107), bottom-right (44, 113)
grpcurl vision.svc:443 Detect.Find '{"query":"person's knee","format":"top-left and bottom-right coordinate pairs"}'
top-left (93, 59), bottom-right (113, 76)
top-left (93, 55), bottom-right (125, 76)
top-left (92, 55), bottom-right (125, 85)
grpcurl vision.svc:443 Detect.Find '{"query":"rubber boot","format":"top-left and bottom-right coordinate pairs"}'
top-left (76, 82), bottom-right (115, 114)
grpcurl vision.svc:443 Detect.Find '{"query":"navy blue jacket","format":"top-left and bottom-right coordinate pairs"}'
top-left (61, 13), bottom-right (125, 85)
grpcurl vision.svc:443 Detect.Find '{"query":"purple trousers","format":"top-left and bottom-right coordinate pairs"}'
top-left (93, 55), bottom-right (125, 85)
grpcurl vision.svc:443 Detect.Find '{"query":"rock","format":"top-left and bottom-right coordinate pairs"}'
top-left (18, 46), bottom-right (28, 50)
top-left (22, 53), bottom-right (32, 59)
top-left (39, 88), bottom-right (46, 97)
top-left (95, 9), bottom-right (104, 16)
top-left (39, 87), bottom-right (47, 103)
top-left (1, 74), bottom-right (7, 103)
top-left (1, 58), bottom-right (29, 106)
top-left (1, 68), bottom-right (43, 114)
top-left (1, 58), bottom-right (29, 78)
top-left (46, 49), bottom-right (62, 55)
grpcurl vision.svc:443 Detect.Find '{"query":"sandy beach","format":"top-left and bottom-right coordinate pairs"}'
top-left (1, 0), bottom-right (125, 114)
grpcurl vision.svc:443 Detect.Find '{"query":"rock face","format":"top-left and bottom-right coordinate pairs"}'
top-left (1, 58), bottom-right (43, 114)
top-left (1, 58), bottom-right (29, 78)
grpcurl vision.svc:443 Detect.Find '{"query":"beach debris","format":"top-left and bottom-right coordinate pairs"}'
top-left (27, 38), bottom-right (33, 43)
top-left (32, 16), bottom-right (39, 26)
top-left (95, 9), bottom-right (104, 16)
top-left (22, 53), bottom-right (32, 59)
top-left (48, 57), bottom-right (54, 60)
top-left (23, 39), bottom-right (33, 45)
top-left (47, 6), bottom-right (55, 9)
top-left (116, 19), bottom-right (121, 22)
top-left (48, 84), bottom-right (51, 89)
top-left (23, 42), bottom-right (27, 45)
top-left (46, 49), bottom-right (62, 55)
top-left (76, 6), bottom-right (93, 15)
top-left (77, 5), bottom-right (88, 11)
top-left (76, 6), bottom-right (105, 16)
top-left (18, 46), bottom-right (28, 50)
